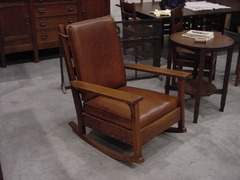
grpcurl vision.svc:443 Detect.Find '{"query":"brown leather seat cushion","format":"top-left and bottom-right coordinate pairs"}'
top-left (84, 86), bottom-right (178, 130)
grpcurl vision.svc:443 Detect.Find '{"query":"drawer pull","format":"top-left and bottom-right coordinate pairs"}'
top-left (40, 34), bottom-right (48, 40)
top-left (82, 12), bottom-right (87, 16)
top-left (40, 21), bottom-right (47, 26)
top-left (67, 6), bottom-right (74, 11)
top-left (68, 18), bottom-right (74, 23)
top-left (26, 17), bottom-right (30, 25)
top-left (38, 0), bottom-right (44, 2)
top-left (38, 8), bottom-right (46, 14)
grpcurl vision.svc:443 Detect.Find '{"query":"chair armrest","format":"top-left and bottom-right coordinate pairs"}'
top-left (70, 80), bottom-right (143, 105)
top-left (125, 64), bottom-right (191, 79)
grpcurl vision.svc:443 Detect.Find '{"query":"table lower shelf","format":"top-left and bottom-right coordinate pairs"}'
top-left (185, 79), bottom-right (217, 96)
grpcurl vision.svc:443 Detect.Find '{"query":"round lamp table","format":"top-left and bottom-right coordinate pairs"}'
top-left (166, 30), bottom-right (234, 123)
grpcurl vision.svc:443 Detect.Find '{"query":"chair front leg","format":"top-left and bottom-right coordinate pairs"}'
top-left (129, 103), bottom-right (144, 163)
top-left (177, 78), bottom-right (187, 132)
top-left (69, 88), bottom-right (86, 136)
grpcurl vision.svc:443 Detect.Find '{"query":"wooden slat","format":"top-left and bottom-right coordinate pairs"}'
top-left (70, 80), bottom-right (143, 105)
top-left (125, 63), bottom-right (191, 78)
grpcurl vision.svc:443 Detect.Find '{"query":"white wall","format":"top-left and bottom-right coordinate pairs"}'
top-left (110, 0), bottom-right (153, 21)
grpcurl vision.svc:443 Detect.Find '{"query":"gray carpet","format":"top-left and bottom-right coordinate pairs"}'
top-left (0, 44), bottom-right (240, 180)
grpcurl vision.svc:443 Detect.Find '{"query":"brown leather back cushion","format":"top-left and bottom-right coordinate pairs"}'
top-left (67, 16), bottom-right (127, 100)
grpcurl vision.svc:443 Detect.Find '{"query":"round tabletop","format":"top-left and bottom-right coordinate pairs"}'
top-left (170, 30), bottom-right (234, 50)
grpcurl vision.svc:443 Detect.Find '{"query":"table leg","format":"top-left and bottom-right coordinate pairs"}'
top-left (235, 47), bottom-right (240, 86)
top-left (193, 49), bottom-right (206, 123)
top-left (220, 45), bottom-right (233, 111)
top-left (0, 50), bottom-right (6, 68)
top-left (165, 40), bottom-right (174, 94)
top-left (0, 162), bottom-right (3, 180)
top-left (153, 20), bottom-right (163, 67)
top-left (0, 24), bottom-right (6, 67)
top-left (153, 38), bottom-right (161, 67)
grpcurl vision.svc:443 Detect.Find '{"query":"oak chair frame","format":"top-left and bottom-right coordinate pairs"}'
top-left (58, 16), bottom-right (191, 163)
top-left (119, 0), bottom-right (159, 78)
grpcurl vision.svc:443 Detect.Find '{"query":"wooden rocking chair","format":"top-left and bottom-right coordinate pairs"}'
top-left (58, 16), bottom-right (191, 163)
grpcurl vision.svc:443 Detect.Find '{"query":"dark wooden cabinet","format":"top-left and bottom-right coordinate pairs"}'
top-left (0, 1), bottom-right (33, 67)
top-left (0, 0), bottom-right (110, 67)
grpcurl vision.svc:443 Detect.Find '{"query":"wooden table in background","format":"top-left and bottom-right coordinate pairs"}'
top-left (134, 0), bottom-right (240, 35)
top-left (134, 0), bottom-right (240, 19)
top-left (166, 30), bottom-right (234, 123)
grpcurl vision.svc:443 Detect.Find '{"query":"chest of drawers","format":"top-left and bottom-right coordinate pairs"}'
top-left (0, 0), bottom-right (110, 67)
top-left (32, 0), bottom-right (79, 49)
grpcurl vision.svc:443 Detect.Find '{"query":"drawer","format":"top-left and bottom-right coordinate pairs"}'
top-left (34, 2), bottom-right (77, 17)
top-left (35, 15), bottom-right (78, 30)
top-left (36, 29), bottom-right (58, 44)
top-left (33, 0), bottom-right (75, 3)
top-left (4, 34), bottom-right (32, 47)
